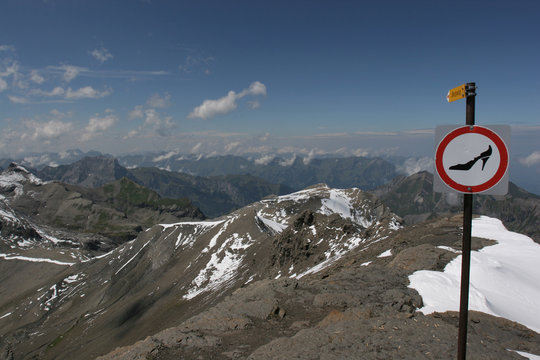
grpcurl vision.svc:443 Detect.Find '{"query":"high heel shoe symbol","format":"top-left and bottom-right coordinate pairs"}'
top-left (449, 145), bottom-right (492, 171)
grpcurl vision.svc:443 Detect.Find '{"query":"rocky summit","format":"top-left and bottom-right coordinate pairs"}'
top-left (1, 180), bottom-right (539, 359)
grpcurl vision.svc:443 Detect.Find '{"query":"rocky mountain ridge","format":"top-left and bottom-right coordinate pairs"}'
top-left (1, 184), bottom-right (403, 359)
top-left (2, 181), bottom-right (539, 359)
top-left (99, 215), bottom-right (540, 360)
top-left (1, 163), bottom-right (539, 359)
top-left (0, 163), bottom-right (204, 249)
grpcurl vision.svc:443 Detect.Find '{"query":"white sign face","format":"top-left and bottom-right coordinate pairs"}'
top-left (442, 133), bottom-right (501, 187)
top-left (434, 125), bottom-right (510, 195)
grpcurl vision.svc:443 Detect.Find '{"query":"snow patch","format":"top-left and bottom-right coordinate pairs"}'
top-left (409, 216), bottom-right (540, 333)
top-left (255, 214), bottom-right (286, 234)
top-left (437, 245), bottom-right (460, 253)
top-left (0, 208), bottom-right (20, 224)
top-left (377, 249), bottom-right (392, 258)
top-left (295, 236), bottom-right (366, 279)
top-left (0, 165), bottom-right (45, 198)
top-left (276, 188), bottom-right (315, 203)
top-left (183, 232), bottom-right (255, 300)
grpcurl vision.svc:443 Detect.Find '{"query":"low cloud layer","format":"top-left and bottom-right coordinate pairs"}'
top-left (519, 151), bottom-right (540, 167)
top-left (396, 156), bottom-right (434, 176)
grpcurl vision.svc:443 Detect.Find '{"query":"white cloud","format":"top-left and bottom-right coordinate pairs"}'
top-left (178, 54), bottom-right (215, 74)
top-left (351, 148), bottom-right (370, 157)
top-left (90, 47), bottom-right (113, 63)
top-left (0, 78), bottom-right (6, 92)
top-left (8, 95), bottom-right (29, 104)
top-left (239, 81), bottom-right (267, 97)
top-left (259, 132), bottom-right (270, 142)
top-left (31, 86), bottom-right (65, 97)
top-left (519, 151), bottom-right (540, 167)
top-left (254, 155), bottom-right (275, 165)
top-left (50, 109), bottom-right (71, 118)
top-left (279, 155), bottom-right (297, 167)
top-left (82, 113), bottom-right (117, 141)
top-left (30, 70), bottom-right (45, 84)
top-left (303, 149), bottom-right (328, 165)
top-left (247, 100), bottom-right (260, 109)
top-left (22, 120), bottom-right (73, 141)
top-left (129, 105), bottom-right (144, 119)
top-left (188, 81), bottom-right (266, 120)
top-left (188, 90), bottom-right (238, 120)
top-left (143, 109), bottom-right (160, 126)
top-left (144, 109), bottom-right (175, 136)
top-left (0, 61), bottom-right (18, 77)
top-left (57, 65), bottom-right (87, 82)
top-left (396, 156), bottom-right (434, 176)
top-left (0, 45), bottom-right (15, 52)
top-left (123, 129), bottom-right (139, 140)
top-left (65, 86), bottom-right (110, 99)
top-left (146, 93), bottom-right (171, 108)
top-left (224, 141), bottom-right (240, 153)
top-left (191, 142), bottom-right (203, 153)
top-left (153, 151), bottom-right (178, 162)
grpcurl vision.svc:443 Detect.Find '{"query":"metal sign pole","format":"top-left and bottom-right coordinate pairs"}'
top-left (457, 82), bottom-right (476, 360)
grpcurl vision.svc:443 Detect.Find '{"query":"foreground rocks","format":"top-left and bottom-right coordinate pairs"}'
top-left (100, 215), bottom-right (540, 359)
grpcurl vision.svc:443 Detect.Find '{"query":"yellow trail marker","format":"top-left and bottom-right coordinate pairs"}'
top-left (446, 84), bottom-right (466, 103)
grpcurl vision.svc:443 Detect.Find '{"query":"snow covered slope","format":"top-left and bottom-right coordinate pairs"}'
top-left (409, 216), bottom-right (540, 333)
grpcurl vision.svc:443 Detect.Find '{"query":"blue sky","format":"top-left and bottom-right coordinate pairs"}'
top-left (0, 0), bottom-right (539, 181)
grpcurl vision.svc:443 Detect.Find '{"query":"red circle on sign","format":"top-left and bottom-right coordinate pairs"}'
top-left (435, 126), bottom-right (508, 193)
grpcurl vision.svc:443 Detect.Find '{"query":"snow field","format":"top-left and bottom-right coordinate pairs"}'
top-left (409, 216), bottom-right (540, 334)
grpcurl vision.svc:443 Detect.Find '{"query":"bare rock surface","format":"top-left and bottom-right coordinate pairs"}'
top-left (99, 215), bottom-right (540, 360)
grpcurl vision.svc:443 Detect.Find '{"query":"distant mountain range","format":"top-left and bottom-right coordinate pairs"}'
top-left (21, 155), bottom-right (539, 243)
top-left (3, 148), bottom-right (539, 195)
top-left (32, 155), bottom-right (397, 218)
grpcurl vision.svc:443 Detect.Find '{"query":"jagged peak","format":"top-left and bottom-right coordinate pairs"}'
top-left (7, 162), bottom-right (32, 174)
top-left (0, 162), bottom-right (44, 189)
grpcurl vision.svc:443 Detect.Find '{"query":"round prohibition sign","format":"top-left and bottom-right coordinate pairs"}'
top-left (435, 126), bottom-right (509, 193)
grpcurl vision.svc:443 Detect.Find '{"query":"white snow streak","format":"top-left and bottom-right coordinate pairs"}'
top-left (159, 219), bottom-right (224, 230)
top-left (0, 253), bottom-right (74, 266)
top-left (510, 350), bottom-right (540, 360)
top-left (115, 238), bottom-right (153, 275)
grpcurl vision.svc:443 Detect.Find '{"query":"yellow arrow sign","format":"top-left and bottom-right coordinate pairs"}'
top-left (446, 84), bottom-right (466, 103)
